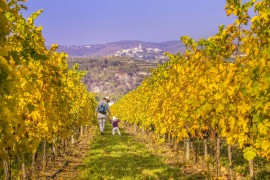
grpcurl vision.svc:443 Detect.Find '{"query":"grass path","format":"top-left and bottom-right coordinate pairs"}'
top-left (76, 122), bottom-right (182, 180)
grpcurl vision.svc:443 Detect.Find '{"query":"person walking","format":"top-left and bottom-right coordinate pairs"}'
top-left (110, 116), bottom-right (121, 135)
top-left (96, 96), bottom-right (111, 135)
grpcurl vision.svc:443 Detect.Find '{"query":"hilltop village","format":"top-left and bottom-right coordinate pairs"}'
top-left (114, 44), bottom-right (168, 62)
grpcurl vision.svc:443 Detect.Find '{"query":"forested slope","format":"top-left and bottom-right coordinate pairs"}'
top-left (67, 57), bottom-right (158, 100)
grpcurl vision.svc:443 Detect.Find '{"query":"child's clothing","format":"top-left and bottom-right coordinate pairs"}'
top-left (110, 117), bottom-right (121, 135)
top-left (112, 127), bottom-right (121, 135)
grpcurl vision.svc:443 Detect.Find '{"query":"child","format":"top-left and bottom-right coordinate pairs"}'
top-left (110, 116), bottom-right (121, 135)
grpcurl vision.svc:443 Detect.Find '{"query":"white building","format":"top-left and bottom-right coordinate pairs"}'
top-left (114, 44), bottom-right (168, 61)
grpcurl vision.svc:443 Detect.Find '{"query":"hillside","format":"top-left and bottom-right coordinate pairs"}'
top-left (67, 57), bottom-right (158, 101)
top-left (58, 40), bottom-right (185, 57)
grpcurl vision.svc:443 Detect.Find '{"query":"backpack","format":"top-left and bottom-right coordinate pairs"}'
top-left (98, 103), bottom-right (107, 114)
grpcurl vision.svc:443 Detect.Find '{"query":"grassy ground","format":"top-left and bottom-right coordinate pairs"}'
top-left (76, 122), bottom-right (183, 180)
top-left (58, 122), bottom-right (270, 180)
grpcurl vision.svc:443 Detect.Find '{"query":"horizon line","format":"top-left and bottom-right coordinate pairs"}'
top-left (45, 39), bottom-right (183, 46)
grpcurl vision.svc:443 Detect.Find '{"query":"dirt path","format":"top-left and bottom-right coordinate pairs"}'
top-left (38, 128), bottom-right (96, 180)
top-left (50, 135), bottom-right (94, 179)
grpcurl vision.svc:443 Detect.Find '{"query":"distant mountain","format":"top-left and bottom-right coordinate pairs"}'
top-left (56, 40), bottom-right (185, 57)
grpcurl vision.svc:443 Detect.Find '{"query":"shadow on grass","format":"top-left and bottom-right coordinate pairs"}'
top-left (76, 123), bottom-right (205, 180)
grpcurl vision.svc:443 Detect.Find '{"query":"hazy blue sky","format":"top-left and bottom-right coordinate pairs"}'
top-left (22, 0), bottom-right (238, 46)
